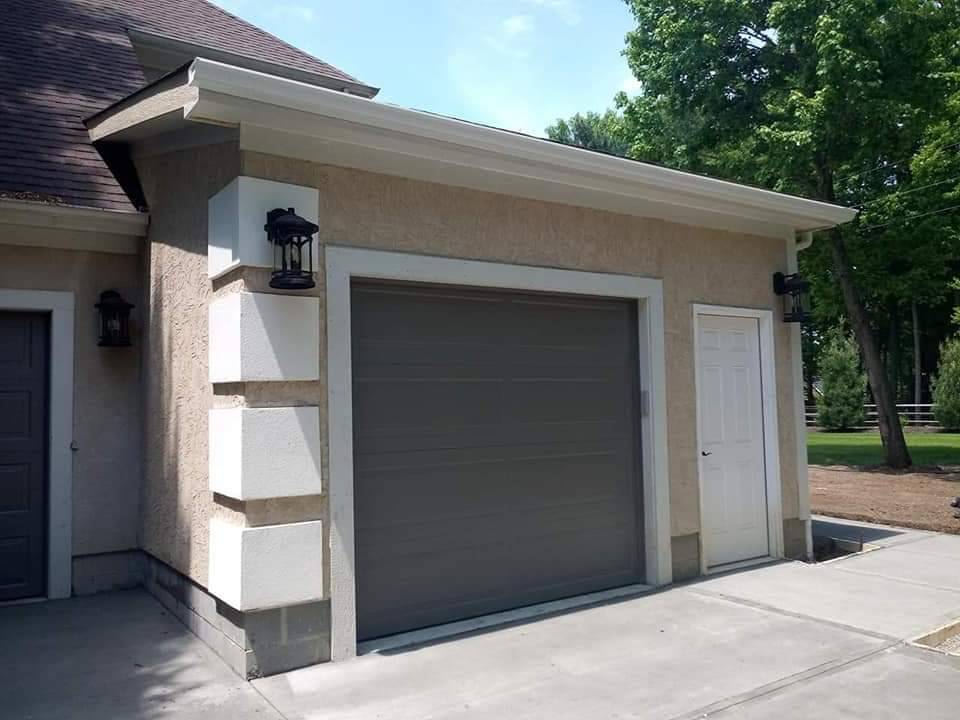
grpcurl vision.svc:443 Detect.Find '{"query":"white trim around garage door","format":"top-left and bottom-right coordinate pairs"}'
top-left (691, 304), bottom-right (784, 575)
top-left (326, 246), bottom-right (672, 661)
top-left (0, 289), bottom-right (75, 599)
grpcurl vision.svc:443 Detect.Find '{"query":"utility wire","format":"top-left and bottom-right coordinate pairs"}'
top-left (852, 175), bottom-right (960, 209)
top-left (858, 203), bottom-right (960, 233)
top-left (835, 141), bottom-right (960, 185)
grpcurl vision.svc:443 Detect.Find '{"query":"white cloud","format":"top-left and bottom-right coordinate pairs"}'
top-left (521, 0), bottom-right (581, 26)
top-left (447, 11), bottom-right (544, 134)
top-left (502, 14), bottom-right (534, 36)
top-left (272, 4), bottom-right (315, 22)
top-left (620, 76), bottom-right (643, 94)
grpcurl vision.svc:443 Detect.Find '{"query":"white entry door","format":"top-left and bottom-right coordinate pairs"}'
top-left (696, 313), bottom-right (770, 568)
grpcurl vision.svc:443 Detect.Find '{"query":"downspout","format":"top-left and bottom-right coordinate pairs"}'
top-left (788, 230), bottom-right (814, 560)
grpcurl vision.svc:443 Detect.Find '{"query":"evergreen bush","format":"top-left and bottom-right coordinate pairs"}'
top-left (933, 337), bottom-right (960, 431)
top-left (817, 330), bottom-right (867, 431)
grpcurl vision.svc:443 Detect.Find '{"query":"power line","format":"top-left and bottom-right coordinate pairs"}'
top-left (835, 141), bottom-right (960, 185)
top-left (853, 175), bottom-right (960, 209)
top-left (858, 203), bottom-right (960, 233)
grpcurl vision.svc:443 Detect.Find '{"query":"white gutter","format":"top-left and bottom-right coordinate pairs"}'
top-left (184, 59), bottom-right (857, 234)
top-left (0, 198), bottom-right (148, 236)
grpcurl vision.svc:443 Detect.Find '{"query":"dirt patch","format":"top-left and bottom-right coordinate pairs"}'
top-left (810, 465), bottom-right (960, 535)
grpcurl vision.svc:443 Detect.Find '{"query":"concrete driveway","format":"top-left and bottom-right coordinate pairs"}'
top-left (255, 517), bottom-right (960, 719)
top-left (3, 517), bottom-right (960, 719)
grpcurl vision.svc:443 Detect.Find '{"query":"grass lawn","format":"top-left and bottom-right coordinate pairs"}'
top-left (808, 431), bottom-right (960, 467)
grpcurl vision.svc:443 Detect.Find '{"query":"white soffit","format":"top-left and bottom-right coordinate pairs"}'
top-left (209, 406), bottom-right (322, 500)
top-left (208, 519), bottom-right (325, 611)
top-left (209, 291), bottom-right (320, 382)
top-left (208, 176), bottom-right (319, 279)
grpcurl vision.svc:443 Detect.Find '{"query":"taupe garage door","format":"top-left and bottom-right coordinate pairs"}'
top-left (0, 312), bottom-right (48, 601)
top-left (352, 281), bottom-right (643, 640)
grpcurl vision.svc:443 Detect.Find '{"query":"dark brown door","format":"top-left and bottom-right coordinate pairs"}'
top-left (0, 312), bottom-right (48, 600)
top-left (352, 281), bottom-right (643, 640)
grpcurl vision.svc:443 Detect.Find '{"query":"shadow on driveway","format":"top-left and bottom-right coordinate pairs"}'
top-left (0, 589), bottom-right (279, 720)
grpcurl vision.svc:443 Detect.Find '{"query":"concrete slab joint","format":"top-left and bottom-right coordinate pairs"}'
top-left (208, 175), bottom-right (319, 279)
top-left (209, 406), bottom-right (322, 499)
top-left (208, 291), bottom-right (320, 382)
top-left (208, 518), bottom-right (325, 612)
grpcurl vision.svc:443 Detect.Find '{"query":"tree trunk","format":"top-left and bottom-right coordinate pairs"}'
top-left (887, 301), bottom-right (899, 402)
top-left (912, 301), bottom-right (922, 420)
top-left (828, 229), bottom-right (912, 467)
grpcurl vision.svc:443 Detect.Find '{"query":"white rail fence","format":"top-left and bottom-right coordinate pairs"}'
top-left (805, 403), bottom-right (939, 429)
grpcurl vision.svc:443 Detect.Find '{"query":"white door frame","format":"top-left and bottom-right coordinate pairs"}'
top-left (326, 246), bottom-right (671, 660)
top-left (0, 289), bottom-right (74, 599)
top-left (692, 304), bottom-right (784, 574)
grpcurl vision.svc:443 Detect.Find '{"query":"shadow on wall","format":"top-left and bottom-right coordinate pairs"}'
top-left (139, 142), bottom-right (242, 598)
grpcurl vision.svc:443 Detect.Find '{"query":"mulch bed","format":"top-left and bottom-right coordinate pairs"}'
top-left (810, 465), bottom-right (960, 535)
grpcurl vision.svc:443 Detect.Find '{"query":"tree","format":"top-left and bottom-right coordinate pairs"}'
top-left (545, 110), bottom-right (630, 157)
top-left (933, 337), bottom-right (960, 431)
top-left (817, 330), bottom-right (867, 431)
top-left (615, 0), bottom-right (960, 466)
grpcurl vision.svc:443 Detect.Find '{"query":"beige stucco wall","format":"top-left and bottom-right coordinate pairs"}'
top-left (139, 143), bottom-right (803, 587)
top-left (0, 240), bottom-right (142, 558)
top-left (135, 142), bottom-right (242, 582)
top-left (241, 150), bottom-right (803, 532)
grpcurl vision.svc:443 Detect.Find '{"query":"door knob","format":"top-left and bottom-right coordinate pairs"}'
top-left (701, 451), bottom-right (712, 457)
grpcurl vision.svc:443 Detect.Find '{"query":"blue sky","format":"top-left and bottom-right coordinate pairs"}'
top-left (211, 0), bottom-right (640, 136)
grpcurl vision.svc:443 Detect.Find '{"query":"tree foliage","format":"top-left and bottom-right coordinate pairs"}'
top-left (545, 110), bottom-right (630, 157)
top-left (604, 0), bottom-right (960, 465)
top-left (817, 330), bottom-right (867, 431)
top-left (933, 336), bottom-right (960, 431)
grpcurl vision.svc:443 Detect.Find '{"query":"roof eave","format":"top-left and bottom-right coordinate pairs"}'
top-left (88, 58), bottom-right (858, 238)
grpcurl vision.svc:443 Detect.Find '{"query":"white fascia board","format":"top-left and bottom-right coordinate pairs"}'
top-left (209, 406), bottom-right (322, 500)
top-left (209, 291), bottom-right (320, 383)
top-left (0, 198), bottom-right (148, 237)
top-left (186, 58), bottom-right (857, 235)
top-left (208, 176), bottom-right (319, 279)
top-left (208, 519), bottom-right (324, 611)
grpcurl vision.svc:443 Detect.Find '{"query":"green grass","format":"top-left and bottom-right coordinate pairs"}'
top-left (808, 431), bottom-right (960, 467)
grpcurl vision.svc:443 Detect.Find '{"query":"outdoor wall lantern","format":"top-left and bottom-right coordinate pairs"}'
top-left (96, 290), bottom-right (134, 347)
top-left (773, 272), bottom-right (812, 323)
top-left (265, 207), bottom-right (318, 290)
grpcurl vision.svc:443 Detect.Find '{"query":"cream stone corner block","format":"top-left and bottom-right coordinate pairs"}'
top-left (208, 176), bottom-right (320, 279)
top-left (208, 518), bottom-right (324, 611)
top-left (209, 406), bottom-right (322, 500)
top-left (209, 292), bottom-right (320, 382)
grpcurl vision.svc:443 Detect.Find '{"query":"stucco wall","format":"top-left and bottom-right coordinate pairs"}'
top-left (140, 143), bottom-right (803, 587)
top-left (0, 241), bottom-right (142, 558)
top-left (241, 150), bottom-right (802, 536)
top-left (136, 142), bottom-right (242, 583)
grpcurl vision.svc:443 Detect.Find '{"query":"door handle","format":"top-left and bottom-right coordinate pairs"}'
top-left (701, 451), bottom-right (712, 457)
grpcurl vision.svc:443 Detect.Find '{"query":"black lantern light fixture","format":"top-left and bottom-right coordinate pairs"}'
top-left (96, 290), bottom-right (134, 347)
top-left (265, 207), bottom-right (318, 290)
top-left (773, 272), bottom-right (812, 323)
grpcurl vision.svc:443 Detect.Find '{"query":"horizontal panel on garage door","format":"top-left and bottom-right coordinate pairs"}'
top-left (351, 281), bottom-right (643, 640)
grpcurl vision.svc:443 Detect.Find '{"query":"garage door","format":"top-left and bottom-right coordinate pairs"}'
top-left (352, 281), bottom-right (643, 640)
top-left (0, 312), bottom-right (48, 601)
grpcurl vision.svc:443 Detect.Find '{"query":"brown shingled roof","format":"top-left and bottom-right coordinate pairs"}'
top-left (0, 0), bottom-right (373, 210)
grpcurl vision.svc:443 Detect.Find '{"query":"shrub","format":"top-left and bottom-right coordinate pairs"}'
top-left (817, 330), bottom-right (866, 431)
top-left (933, 336), bottom-right (960, 430)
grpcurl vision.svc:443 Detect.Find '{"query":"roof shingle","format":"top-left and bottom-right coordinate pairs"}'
top-left (0, 0), bottom-right (371, 210)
